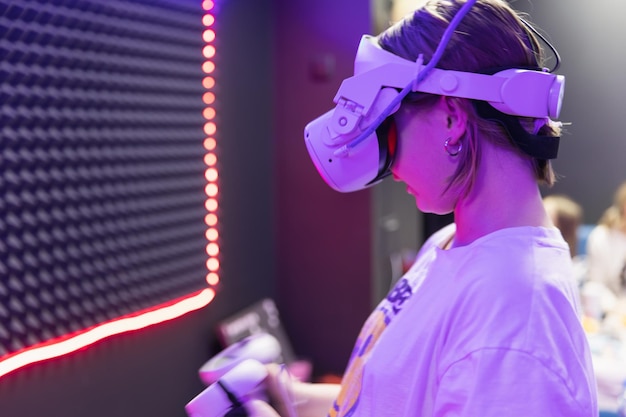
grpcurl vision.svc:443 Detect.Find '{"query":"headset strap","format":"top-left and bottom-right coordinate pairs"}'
top-left (474, 101), bottom-right (560, 160)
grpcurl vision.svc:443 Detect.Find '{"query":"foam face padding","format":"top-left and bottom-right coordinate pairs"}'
top-left (0, 0), bottom-right (210, 357)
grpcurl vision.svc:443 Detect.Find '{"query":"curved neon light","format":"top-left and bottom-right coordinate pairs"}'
top-left (0, 288), bottom-right (215, 379)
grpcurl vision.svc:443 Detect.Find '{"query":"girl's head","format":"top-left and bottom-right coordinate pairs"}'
top-left (378, 0), bottom-right (560, 200)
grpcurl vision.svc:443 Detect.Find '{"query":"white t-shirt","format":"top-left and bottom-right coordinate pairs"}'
top-left (329, 225), bottom-right (598, 417)
top-left (586, 224), bottom-right (626, 295)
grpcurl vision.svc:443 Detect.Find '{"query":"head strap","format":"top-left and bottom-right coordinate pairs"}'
top-left (474, 101), bottom-right (560, 159)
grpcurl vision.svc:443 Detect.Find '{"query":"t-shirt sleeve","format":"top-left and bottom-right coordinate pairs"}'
top-left (433, 348), bottom-right (594, 417)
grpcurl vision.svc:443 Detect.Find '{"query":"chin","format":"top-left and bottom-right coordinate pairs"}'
top-left (417, 201), bottom-right (453, 216)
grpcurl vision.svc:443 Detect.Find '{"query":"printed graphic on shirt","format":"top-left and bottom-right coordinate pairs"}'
top-left (328, 308), bottom-right (389, 417)
top-left (329, 249), bottom-right (434, 417)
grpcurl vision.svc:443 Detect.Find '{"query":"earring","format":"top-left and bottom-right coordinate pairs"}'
top-left (444, 137), bottom-right (462, 157)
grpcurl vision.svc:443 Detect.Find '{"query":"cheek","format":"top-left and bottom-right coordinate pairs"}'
top-left (391, 107), bottom-right (458, 187)
top-left (392, 133), bottom-right (447, 184)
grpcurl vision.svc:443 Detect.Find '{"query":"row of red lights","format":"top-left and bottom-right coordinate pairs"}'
top-left (202, 0), bottom-right (220, 288)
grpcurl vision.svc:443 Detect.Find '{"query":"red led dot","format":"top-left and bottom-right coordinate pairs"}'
top-left (202, 61), bottom-right (216, 74)
top-left (206, 258), bottom-right (220, 271)
top-left (206, 243), bottom-right (220, 256)
top-left (203, 45), bottom-right (216, 58)
top-left (202, 15), bottom-right (215, 26)
top-left (203, 107), bottom-right (216, 120)
top-left (205, 183), bottom-right (218, 197)
top-left (206, 272), bottom-right (220, 286)
top-left (203, 77), bottom-right (215, 89)
top-left (204, 153), bottom-right (217, 166)
top-left (204, 122), bottom-right (216, 135)
top-left (205, 198), bottom-right (218, 212)
top-left (203, 92), bottom-right (215, 105)
top-left (203, 29), bottom-right (216, 43)
top-left (206, 228), bottom-right (219, 241)
top-left (205, 213), bottom-right (218, 226)
top-left (205, 168), bottom-right (218, 182)
top-left (203, 138), bottom-right (217, 151)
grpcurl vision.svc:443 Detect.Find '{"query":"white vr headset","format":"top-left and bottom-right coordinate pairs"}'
top-left (304, 34), bottom-right (565, 192)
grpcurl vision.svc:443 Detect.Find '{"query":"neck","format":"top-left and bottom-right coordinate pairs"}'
top-left (451, 149), bottom-right (552, 248)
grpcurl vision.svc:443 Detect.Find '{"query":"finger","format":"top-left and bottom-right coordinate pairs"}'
top-left (244, 399), bottom-right (282, 417)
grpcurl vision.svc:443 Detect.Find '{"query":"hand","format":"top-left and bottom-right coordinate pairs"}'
top-left (263, 363), bottom-right (297, 417)
top-left (263, 363), bottom-right (341, 417)
top-left (245, 399), bottom-right (282, 417)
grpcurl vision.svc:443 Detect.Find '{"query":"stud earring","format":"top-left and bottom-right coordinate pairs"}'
top-left (444, 137), bottom-right (462, 157)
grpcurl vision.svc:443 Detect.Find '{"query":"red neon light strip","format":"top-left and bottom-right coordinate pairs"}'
top-left (0, 288), bottom-right (215, 379)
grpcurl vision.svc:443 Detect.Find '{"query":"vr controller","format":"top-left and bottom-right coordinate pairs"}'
top-left (185, 333), bottom-right (282, 417)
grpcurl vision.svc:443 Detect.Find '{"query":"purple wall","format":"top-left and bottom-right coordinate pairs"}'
top-left (273, 0), bottom-right (374, 376)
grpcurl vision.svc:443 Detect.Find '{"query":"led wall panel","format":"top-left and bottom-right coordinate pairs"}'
top-left (0, 0), bottom-right (217, 376)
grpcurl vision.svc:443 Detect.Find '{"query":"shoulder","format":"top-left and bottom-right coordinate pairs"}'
top-left (451, 226), bottom-right (571, 288)
top-left (436, 227), bottom-right (582, 358)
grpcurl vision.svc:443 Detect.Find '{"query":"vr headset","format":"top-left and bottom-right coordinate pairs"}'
top-left (304, 34), bottom-right (565, 193)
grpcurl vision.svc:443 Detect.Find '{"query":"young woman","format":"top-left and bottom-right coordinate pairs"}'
top-left (248, 1), bottom-right (598, 416)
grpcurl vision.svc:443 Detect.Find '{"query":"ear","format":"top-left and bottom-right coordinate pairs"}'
top-left (440, 96), bottom-right (468, 144)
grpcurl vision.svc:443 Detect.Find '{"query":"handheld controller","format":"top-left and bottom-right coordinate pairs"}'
top-left (198, 332), bottom-right (282, 386)
top-left (185, 333), bottom-right (283, 417)
top-left (186, 358), bottom-right (268, 417)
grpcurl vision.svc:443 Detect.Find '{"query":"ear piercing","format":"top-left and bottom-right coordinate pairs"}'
top-left (444, 137), bottom-right (462, 156)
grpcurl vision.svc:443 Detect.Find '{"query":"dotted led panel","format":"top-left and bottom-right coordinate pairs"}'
top-left (0, 0), bottom-right (211, 360)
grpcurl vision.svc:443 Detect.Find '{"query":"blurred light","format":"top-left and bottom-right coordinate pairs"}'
top-left (205, 168), bottom-right (218, 182)
top-left (203, 30), bottom-right (216, 43)
top-left (202, 61), bottom-right (215, 74)
top-left (204, 122), bottom-right (216, 135)
top-left (203, 108), bottom-right (216, 120)
top-left (206, 273), bottom-right (220, 286)
top-left (202, 14), bottom-right (215, 27)
top-left (206, 258), bottom-right (220, 271)
top-left (202, 76), bottom-right (215, 89)
top-left (206, 228), bottom-right (219, 241)
top-left (205, 213), bottom-right (218, 226)
top-left (204, 153), bottom-right (217, 166)
top-left (205, 183), bottom-right (218, 197)
top-left (203, 137), bottom-right (217, 151)
top-left (202, 92), bottom-right (215, 105)
top-left (205, 198), bottom-right (218, 212)
top-left (202, 1), bottom-right (215, 11)
top-left (203, 45), bottom-right (216, 58)
top-left (206, 243), bottom-right (219, 256)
